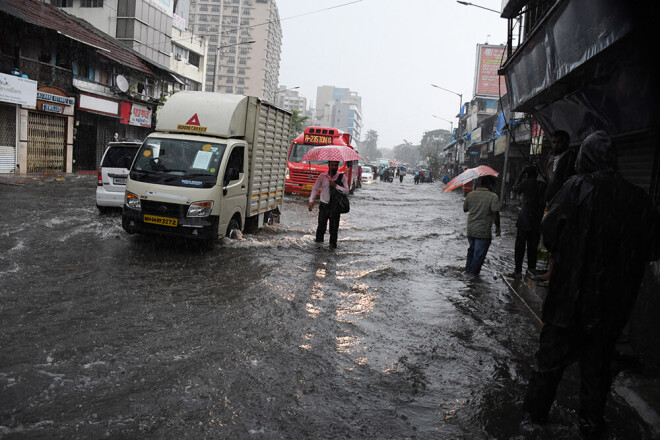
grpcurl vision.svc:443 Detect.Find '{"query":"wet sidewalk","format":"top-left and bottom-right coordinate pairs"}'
top-left (0, 171), bottom-right (95, 186)
top-left (502, 274), bottom-right (660, 438)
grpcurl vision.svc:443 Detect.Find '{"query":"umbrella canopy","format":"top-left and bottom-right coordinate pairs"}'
top-left (442, 165), bottom-right (499, 193)
top-left (300, 145), bottom-right (361, 163)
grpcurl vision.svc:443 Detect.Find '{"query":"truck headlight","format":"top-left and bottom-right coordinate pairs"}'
top-left (187, 200), bottom-right (213, 217)
top-left (285, 167), bottom-right (290, 180)
top-left (125, 191), bottom-right (141, 210)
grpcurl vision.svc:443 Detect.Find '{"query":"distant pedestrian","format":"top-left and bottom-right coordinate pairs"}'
top-left (462, 167), bottom-right (473, 196)
top-left (308, 161), bottom-right (349, 249)
top-left (463, 175), bottom-right (501, 275)
top-left (522, 131), bottom-right (660, 438)
top-left (507, 166), bottom-right (546, 279)
top-left (414, 172), bottom-right (420, 185)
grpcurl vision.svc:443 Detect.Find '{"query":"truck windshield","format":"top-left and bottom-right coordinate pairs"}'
top-left (130, 138), bottom-right (226, 188)
top-left (288, 143), bottom-right (344, 166)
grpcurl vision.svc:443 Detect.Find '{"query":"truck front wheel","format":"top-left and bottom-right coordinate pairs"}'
top-left (226, 218), bottom-right (241, 239)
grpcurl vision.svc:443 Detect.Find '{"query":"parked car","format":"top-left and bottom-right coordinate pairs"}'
top-left (96, 140), bottom-right (142, 212)
top-left (361, 165), bottom-right (374, 182)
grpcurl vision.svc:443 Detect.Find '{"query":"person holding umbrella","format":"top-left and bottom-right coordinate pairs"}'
top-left (308, 161), bottom-right (349, 249)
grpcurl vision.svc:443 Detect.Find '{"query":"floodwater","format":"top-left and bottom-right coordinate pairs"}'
top-left (0, 175), bottom-right (649, 439)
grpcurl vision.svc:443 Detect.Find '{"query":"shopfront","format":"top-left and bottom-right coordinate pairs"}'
top-left (0, 72), bottom-right (37, 174)
top-left (25, 87), bottom-right (75, 173)
top-left (119, 101), bottom-right (154, 141)
top-left (74, 92), bottom-right (121, 171)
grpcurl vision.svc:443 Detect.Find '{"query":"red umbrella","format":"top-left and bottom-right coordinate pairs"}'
top-left (442, 165), bottom-right (499, 193)
top-left (300, 145), bottom-right (361, 163)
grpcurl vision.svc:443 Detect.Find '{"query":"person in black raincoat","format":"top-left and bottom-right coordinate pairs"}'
top-left (508, 165), bottom-right (546, 279)
top-left (521, 131), bottom-right (660, 438)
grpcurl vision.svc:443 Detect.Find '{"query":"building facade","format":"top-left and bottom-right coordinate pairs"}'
top-left (314, 85), bottom-right (362, 142)
top-left (189, 0), bottom-right (282, 101)
top-left (0, 0), bottom-right (183, 173)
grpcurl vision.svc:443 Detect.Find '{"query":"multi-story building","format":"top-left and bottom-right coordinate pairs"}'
top-left (49, 0), bottom-right (207, 92)
top-left (314, 85), bottom-right (362, 142)
top-left (190, 0), bottom-right (282, 100)
top-left (274, 86), bottom-right (310, 116)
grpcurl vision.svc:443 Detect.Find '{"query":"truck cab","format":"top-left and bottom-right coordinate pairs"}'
top-left (122, 92), bottom-right (291, 245)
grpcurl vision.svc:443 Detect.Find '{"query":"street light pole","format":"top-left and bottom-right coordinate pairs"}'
top-left (213, 40), bottom-right (256, 93)
top-left (432, 115), bottom-right (453, 134)
top-left (430, 83), bottom-right (463, 118)
top-left (456, 1), bottom-right (501, 14)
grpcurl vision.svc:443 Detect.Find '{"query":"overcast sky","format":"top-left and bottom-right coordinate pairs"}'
top-left (276, 0), bottom-right (508, 150)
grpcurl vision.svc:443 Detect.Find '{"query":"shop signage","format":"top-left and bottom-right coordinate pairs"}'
top-left (43, 104), bottom-right (63, 114)
top-left (79, 93), bottom-right (119, 116)
top-left (494, 134), bottom-right (507, 155)
top-left (37, 86), bottom-right (75, 116)
top-left (129, 103), bottom-right (152, 127)
top-left (474, 45), bottom-right (507, 97)
top-left (471, 127), bottom-right (482, 144)
top-left (0, 72), bottom-right (37, 107)
top-left (173, 13), bottom-right (186, 31)
top-left (37, 92), bottom-right (75, 106)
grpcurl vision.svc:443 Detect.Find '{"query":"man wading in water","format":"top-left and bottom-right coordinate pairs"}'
top-left (308, 160), bottom-right (349, 249)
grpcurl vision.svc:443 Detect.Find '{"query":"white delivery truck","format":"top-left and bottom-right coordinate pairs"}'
top-left (122, 92), bottom-right (291, 245)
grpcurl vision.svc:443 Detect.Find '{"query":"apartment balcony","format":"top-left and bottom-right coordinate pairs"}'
top-left (2, 55), bottom-right (74, 92)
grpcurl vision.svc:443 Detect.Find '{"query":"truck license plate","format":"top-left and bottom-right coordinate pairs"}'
top-left (113, 177), bottom-right (127, 185)
top-left (302, 184), bottom-right (313, 191)
top-left (143, 214), bottom-right (178, 227)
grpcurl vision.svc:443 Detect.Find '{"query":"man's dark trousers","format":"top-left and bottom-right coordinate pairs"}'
top-left (514, 228), bottom-right (540, 273)
top-left (522, 322), bottom-right (617, 436)
top-left (316, 202), bottom-right (340, 247)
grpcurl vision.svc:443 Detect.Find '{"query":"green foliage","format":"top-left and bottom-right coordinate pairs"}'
top-left (290, 109), bottom-right (309, 141)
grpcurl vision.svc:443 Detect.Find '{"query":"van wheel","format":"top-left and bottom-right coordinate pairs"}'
top-left (226, 218), bottom-right (241, 239)
top-left (97, 204), bottom-right (109, 214)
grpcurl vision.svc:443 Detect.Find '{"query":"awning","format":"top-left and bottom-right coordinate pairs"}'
top-left (499, 0), bottom-right (633, 113)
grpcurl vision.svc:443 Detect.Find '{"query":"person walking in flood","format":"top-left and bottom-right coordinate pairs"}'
top-left (308, 160), bottom-right (349, 249)
top-left (521, 131), bottom-right (660, 438)
top-left (463, 175), bottom-right (501, 275)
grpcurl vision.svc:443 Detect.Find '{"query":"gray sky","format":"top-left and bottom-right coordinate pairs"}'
top-left (277, 0), bottom-right (508, 150)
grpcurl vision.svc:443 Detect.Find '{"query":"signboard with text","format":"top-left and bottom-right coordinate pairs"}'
top-left (129, 103), bottom-right (152, 127)
top-left (0, 72), bottom-right (37, 107)
top-left (474, 44), bottom-right (507, 97)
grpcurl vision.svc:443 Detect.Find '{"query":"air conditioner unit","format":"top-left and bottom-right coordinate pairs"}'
top-left (175, 54), bottom-right (183, 61)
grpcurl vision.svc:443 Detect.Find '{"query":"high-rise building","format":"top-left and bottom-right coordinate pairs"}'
top-left (189, 0), bottom-right (282, 100)
top-left (314, 85), bottom-right (362, 142)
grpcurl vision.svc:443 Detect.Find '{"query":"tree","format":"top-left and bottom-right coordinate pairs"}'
top-left (290, 109), bottom-right (309, 141)
top-left (359, 129), bottom-right (381, 161)
top-left (419, 128), bottom-right (451, 177)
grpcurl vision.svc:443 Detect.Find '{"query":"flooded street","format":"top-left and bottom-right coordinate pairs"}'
top-left (0, 176), bottom-right (647, 439)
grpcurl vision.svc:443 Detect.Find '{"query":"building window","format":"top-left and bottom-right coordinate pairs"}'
top-left (225, 87), bottom-right (233, 93)
top-left (238, 57), bottom-right (246, 65)
top-left (226, 77), bottom-right (233, 84)
top-left (236, 88), bottom-right (244, 95)
top-left (188, 52), bottom-right (201, 68)
top-left (51, 0), bottom-right (73, 6)
top-left (80, 0), bottom-right (103, 7)
top-left (237, 67), bottom-right (245, 75)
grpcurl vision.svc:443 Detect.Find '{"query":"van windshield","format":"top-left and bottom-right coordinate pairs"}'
top-left (130, 138), bottom-right (226, 188)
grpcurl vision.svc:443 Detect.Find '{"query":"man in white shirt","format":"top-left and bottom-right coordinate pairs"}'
top-left (308, 160), bottom-right (349, 249)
